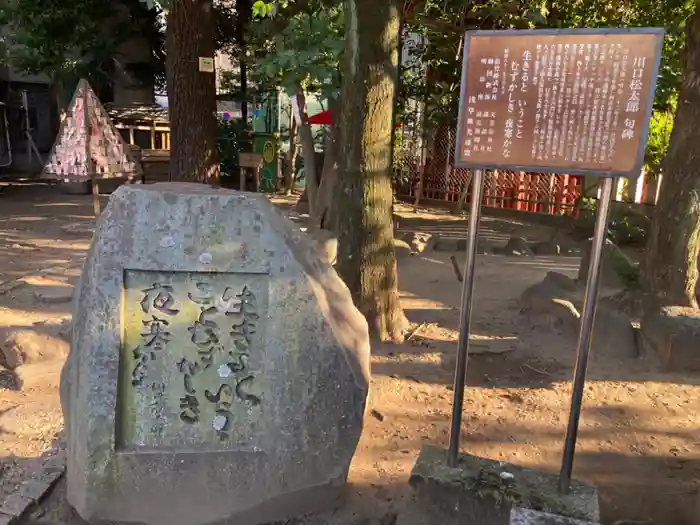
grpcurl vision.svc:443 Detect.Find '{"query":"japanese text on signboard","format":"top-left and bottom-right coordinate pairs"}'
top-left (456, 30), bottom-right (663, 175)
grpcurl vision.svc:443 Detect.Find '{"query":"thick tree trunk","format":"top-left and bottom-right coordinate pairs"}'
top-left (645, 6), bottom-right (700, 309)
top-left (336, 0), bottom-right (409, 342)
top-left (166, 0), bottom-right (220, 184)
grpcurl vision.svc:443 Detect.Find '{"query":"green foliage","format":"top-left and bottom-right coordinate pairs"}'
top-left (580, 195), bottom-right (651, 249)
top-left (403, 0), bottom-right (695, 131)
top-left (249, 1), bottom-right (343, 101)
top-left (217, 118), bottom-right (251, 178)
top-left (252, 1), bottom-right (275, 18)
top-left (0, 0), bottom-right (165, 93)
top-left (645, 109), bottom-right (675, 175)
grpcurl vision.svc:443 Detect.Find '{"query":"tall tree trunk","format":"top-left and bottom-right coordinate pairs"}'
top-left (295, 90), bottom-right (318, 216)
top-left (645, 5), bottom-right (700, 309)
top-left (166, 0), bottom-right (220, 184)
top-left (284, 110), bottom-right (298, 194)
top-left (336, 0), bottom-right (409, 342)
top-left (236, 0), bottom-right (250, 125)
top-left (311, 97), bottom-right (342, 232)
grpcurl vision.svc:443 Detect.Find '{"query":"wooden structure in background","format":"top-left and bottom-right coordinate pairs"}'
top-left (238, 152), bottom-right (262, 192)
top-left (107, 105), bottom-right (170, 182)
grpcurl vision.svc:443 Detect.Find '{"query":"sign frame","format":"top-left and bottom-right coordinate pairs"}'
top-left (198, 57), bottom-right (215, 73)
top-left (453, 27), bottom-right (664, 177)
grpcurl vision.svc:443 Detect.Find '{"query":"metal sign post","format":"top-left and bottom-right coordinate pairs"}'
top-left (558, 175), bottom-right (615, 491)
top-left (447, 167), bottom-right (485, 467)
top-left (447, 28), bottom-right (664, 478)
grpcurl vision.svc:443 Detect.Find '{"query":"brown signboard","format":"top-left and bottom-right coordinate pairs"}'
top-left (455, 28), bottom-right (664, 176)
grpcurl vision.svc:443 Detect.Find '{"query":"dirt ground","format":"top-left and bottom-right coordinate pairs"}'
top-left (0, 184), bottom-right (698, 525)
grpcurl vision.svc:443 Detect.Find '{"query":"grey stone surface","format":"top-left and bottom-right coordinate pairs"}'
top-left (0, 493), bottom-right (33, 517)
top-left (19, 479), bottom-right (52, 501)
top-left (510, 508), bottom-right (600, 525)
top-left (61, 183), bottom-right (371, 525)
top-left (641, 306), bottom-right (700, 371)
top-left (399, 446), bottom-right (599, 525)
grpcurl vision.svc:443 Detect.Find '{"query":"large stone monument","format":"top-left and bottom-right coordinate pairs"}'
top-left (60, 183), bottom-right (371, 525)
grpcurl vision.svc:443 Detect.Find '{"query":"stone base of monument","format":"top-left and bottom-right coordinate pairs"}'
top-left (640, 306), bottom-right (700, 372)
top-left (398, 446), bottom-right (600, 525)
top-left (510, 507), bottom-right (600, 524)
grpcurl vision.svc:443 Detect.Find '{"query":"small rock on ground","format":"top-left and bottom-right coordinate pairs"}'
top-left (519, 272), bottom-right (639, 359)
top-left (397, 232), bottom-right (433, 254)
top-left (33, 286), bottom-right (74, 305)
top-left (432, 236), bottom-right (467, 252)
top-left (0, 329), bottom-right (69, 370)
top-left (531, 239), bottom-right (561, 256)
top-left (640, 306), bottom-right (700, 371)
top-left (495, 236), bottom-right (534, 257)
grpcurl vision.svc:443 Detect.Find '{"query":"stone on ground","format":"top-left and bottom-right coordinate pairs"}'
top-left (398, 232), bottom-right (433, 253)
top-left (531, 240), bottom-right (561, 256)
top-left (399, 445), bottom-right (599, 525)
top-left (13, 360), bottom-right (64, 390)
top-left (578, 238), bottom-right (637, 289)
top-left (640, 306), bottom-right (700, 371)
top-left (394, 238), bottom-right (413, 259)
top-left (0, 328), bottom-right (69, 370)
top-left (519, 273), bottom-right (581, 334)
top-left (497, 236), bottom-right (535, 257)
top-left (432, 236), bottom-right (467, 252)
top-left (61, 183), bottom-right (371, 525)
top-left (33, 285), bottom-right (74, 304)
top-left (519, 272), bottom-right (639, 359)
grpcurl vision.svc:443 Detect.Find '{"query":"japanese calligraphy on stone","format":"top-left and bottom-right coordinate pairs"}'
top-left (116, 270), bottom-right (266, 450)
top-left (456, 30), bottom-right (662, 174)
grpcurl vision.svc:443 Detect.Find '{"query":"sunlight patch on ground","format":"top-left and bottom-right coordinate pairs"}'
top-left (0, 306), bottom-right (67, 326)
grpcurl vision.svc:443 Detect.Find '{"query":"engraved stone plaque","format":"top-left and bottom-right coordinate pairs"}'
top-left (116, 270), bottom-right (267, 451)
top-left (61, 183), bottom-right (370, 525)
